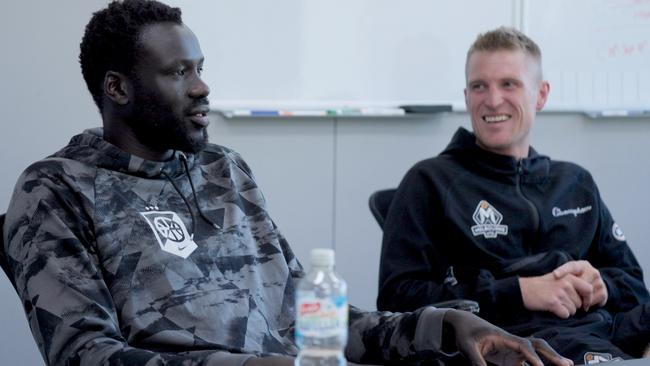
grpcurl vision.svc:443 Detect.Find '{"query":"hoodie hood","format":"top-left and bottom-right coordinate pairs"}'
top-left (51, 128), bottom-right (213, 235)
top-left (53, 127), bottom-right (196, 179)
top-left (440, 127), bottom-right (550, 185)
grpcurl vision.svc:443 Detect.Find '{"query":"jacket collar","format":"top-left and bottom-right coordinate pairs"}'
top-left (441, 127), bottom-right (550, 184)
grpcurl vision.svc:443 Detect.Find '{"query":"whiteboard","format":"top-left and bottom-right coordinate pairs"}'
top-left (170, 0), bottom-right (650, 112)
top-left (526, 0), bottom-right (650, 111)
top-left (171, 0), bottom-right (515, 109)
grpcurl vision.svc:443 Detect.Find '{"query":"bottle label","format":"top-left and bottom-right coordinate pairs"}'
top-left (296, 294), bottom-right (348, 338)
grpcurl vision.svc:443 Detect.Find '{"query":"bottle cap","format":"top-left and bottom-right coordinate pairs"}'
top-left (310, 248), bottom-right (335, 267)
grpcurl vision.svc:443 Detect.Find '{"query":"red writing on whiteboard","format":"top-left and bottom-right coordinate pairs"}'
top-left (635, 10), bottom-right (650, 18)
top-left (608, 40), bottom-right (648, 57)
top-left (606, 0), bottom-right (650, 9)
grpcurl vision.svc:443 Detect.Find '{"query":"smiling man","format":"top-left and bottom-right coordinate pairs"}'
top-left (2, 3), bottom-right (574, 366)
top-left (464, 44), bottom-right (548, 160)
top-left (378, 27), bottom-right (650, 364)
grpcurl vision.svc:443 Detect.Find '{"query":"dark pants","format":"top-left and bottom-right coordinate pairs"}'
top-left (527, 304), bottom-right (650, 365)
top-left (378, 304), bottom-right (650, 365)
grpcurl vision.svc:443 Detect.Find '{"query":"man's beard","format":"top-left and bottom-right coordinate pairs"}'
top-left (127, 85), bottom-right (209, 155)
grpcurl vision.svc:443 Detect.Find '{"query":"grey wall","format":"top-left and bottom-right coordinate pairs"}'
top-left (0, 1), bottom-right (108, 364)
top-left (215, 113), bottom-right (650, 312)
top-left (1, 1), bottom-right (649, 365)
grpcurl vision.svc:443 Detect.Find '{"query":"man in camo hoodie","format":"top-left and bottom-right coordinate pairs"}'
top-left (2, 1), bottom-right (573, 365)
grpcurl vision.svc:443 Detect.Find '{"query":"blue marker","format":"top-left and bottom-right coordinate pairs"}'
top-left (250, 110), bottom-right (280, 116)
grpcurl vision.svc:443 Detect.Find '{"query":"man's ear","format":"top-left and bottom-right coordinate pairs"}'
top-left (535, 80), bottom-right (550, 111)
top-left (104, 71), bottom-right (130, 105)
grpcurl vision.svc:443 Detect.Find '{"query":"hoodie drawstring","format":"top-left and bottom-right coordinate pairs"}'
top-left (160, 152), bottom-right (220, 239)
top-left (179, 153), bottom-right (220, 230)
top-left (161, 170), bottom-right (198, 238)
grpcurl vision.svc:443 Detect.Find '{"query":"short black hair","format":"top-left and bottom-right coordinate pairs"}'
top-left (79, 0), bottom-right (182, 111)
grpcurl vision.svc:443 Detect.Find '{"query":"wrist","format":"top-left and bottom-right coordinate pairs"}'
top-left (497, 275), bottom-right (525, 309)
top-left (441, 309), bottom-right (459, 353)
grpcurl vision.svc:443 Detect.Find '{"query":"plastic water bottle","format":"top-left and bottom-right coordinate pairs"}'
top-left (295, 248), bottom-right (348, 366)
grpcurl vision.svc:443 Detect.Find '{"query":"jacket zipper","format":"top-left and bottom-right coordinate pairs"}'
top-left (516, 160), bottom-right (539, 233)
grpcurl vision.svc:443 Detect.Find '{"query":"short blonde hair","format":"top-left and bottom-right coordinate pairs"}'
top-left (466, 27), bottom-right (543, 80)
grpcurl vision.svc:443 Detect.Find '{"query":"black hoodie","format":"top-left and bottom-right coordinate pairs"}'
top-left (378, 127), bottom-right (649, 334)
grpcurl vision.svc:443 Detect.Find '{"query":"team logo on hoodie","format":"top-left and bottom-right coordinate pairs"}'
top-left (471, 200), bottom-right (508, 239)
top-left (140, 208), bottom-right (198, 258)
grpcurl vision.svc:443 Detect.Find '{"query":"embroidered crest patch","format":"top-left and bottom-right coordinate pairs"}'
top-left (471, 200), bottom-right (508, 239)
top-left (140, 209), bottom-right (198, 258)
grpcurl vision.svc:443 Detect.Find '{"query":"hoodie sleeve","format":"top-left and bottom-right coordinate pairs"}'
top-left (345, 305), bottom-right (454, 364)
top-left (4, 163), bottom-right (255, 366)
top-left (377, 163), bottom-right (523, 316)
top-left (586, 183), bottom-right (649, 313)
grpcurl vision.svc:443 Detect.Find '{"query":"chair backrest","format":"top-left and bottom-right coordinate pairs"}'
top-left (368, 190), bottom-right (481, 314)
top-left (368, 188), bottom-right (397, 229)
top-left (0, 213), bottom-right (16, 289)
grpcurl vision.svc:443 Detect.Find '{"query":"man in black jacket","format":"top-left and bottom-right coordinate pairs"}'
top-left (378, 27), bottom-right (650, 364)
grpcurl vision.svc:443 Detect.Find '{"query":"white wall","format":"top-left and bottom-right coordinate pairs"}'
top-left (1, 1), bottom-right (650, 365)
top-left (0, 1), bottom-right (108, 364)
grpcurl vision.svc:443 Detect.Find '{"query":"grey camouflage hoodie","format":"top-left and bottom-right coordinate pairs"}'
top-left (4, 129), bottom-right (449, 366)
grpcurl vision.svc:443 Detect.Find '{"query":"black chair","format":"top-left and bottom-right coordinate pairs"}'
top-left (0, 213), bottom-right (16, 290)
top-left (369, 189), bottom-right (480, 314)
top-left (368, 189), bottom-right (397, 229)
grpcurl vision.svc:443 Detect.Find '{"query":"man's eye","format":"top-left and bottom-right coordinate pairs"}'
top-left (471, 84), bottom-right (484, 91)
top-left (176, 69), bottom-right (186, 76)
top-left (197, 67), bottom-right (203, 75)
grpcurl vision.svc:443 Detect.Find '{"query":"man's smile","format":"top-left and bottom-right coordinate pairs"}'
top-left (483, 114), bottom-right (511, 123)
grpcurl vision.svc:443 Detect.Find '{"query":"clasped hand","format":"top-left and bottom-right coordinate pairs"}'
top-left (520, 260), bottom-right (608, 318)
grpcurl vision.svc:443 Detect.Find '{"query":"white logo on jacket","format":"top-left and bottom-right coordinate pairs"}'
top-left (583, 351), bottom-right (622, 364)
top-left (471, 200), bottom-right (508, 239)
top-left (612, 222), bottom-right (626, 241)
top-left (552, 205), bottom-right (592, 217)
top-left (140, 208), bottom-right (198, 258)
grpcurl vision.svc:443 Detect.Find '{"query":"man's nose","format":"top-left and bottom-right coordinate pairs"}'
top-left (485, 86), bottom-right (503, 108)
top-left (189, 76), bottom-right (210, 99)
